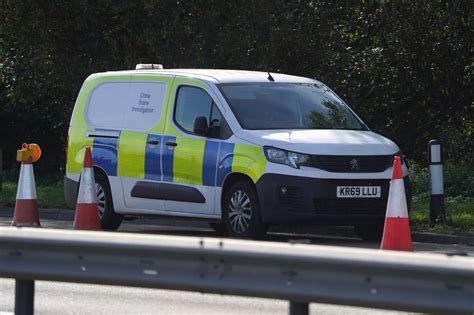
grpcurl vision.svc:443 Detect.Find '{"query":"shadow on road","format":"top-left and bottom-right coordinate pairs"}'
top-left (132, 227), bottom-right (370, 247)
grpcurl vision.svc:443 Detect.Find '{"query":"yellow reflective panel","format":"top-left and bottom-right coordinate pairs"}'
top-left (117, 131), bottom-right (147, 178)
top-left (232, 144), bottom-right (267, 183)
top-left (173, 138), bottom-right (205, 185)
top-left (66, 127), bottom-right (93, 174)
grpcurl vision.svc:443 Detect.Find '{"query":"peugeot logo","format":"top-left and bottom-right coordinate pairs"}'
top-left (350, 159), bottom-right (360, 170)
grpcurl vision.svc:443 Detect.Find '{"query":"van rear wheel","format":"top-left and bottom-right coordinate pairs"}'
top-left (95, 172), bottom-right (123, 230)
top-left (223, 181), bottom-right (267, 239)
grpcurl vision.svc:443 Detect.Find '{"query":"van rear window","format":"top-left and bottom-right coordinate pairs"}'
top-left (86, 81), bottom-right (166, 131)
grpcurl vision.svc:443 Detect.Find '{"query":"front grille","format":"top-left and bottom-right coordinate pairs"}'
top-left (309, 155), bottom-right (393, 173)
top-left (313, 198), bottom-right (387, 215)
top-left (279, 187), bottom-right (304, 211)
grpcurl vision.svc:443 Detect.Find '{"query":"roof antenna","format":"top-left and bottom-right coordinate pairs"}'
top-left (267, 72), bottom-right (275, 82)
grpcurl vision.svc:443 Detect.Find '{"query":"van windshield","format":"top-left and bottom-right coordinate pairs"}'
top-left (218, 83), bottom-right (367, 130)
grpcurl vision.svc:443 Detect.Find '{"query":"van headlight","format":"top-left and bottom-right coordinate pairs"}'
top-left (264, 147), bottom-right (310, 169)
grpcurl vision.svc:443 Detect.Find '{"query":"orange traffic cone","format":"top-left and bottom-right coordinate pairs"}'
top-left (73, 147), bottom-right (101, 230)
top-left (12, 143), bottom-right (42, 227)
top-left (380, 156), bottom-right (414, 251)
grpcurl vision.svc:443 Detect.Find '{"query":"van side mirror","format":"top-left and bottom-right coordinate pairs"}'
top-left (193, 116), bottom-right (209, 136)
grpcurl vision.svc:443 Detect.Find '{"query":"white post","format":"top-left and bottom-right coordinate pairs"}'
top-left (428, 140), bottom-right (444, 225)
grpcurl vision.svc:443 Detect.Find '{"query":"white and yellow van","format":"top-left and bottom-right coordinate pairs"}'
top-left (65, 65), bottom-right (411, 239)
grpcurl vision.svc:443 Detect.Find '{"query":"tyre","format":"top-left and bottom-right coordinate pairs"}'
top-left (223, 181), bottom-right (267, 239)
top-left (354, 223), bottom-right (384, 242)
top-left (208, 222), bottom-right (228, 236)
top-left (95, 172), bottom-right (123, 230)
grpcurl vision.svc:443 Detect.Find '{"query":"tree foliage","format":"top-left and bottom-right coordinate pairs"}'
top-left (0, 0), bottom-right (472, 173)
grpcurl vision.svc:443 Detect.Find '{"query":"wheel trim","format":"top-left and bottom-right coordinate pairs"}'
top-left (96, 183), bottom-right (106, 219)
top-left (228, 190), bottom-right (252, 234)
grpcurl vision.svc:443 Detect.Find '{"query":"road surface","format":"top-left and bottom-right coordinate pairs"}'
top-left (0, 279), bottom-right (417, 315)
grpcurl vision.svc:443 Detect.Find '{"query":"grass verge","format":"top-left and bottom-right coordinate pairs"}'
top-left (0, 181), bottom-right (67, 209)
top-left (410, 197), bottom-right (473, 235)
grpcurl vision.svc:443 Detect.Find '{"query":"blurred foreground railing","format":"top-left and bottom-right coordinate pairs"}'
top-left (0, 227), bottom-right (473, 315)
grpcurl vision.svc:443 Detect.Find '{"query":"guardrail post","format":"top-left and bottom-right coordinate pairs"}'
top-left (15, 279), bottom-right (34, 315)
top-left (289, 301), bottom-right (309, 315)
top-left (428, 140), bottom-right (445, 226)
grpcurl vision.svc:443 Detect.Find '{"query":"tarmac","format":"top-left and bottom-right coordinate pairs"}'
top-left (0, 207), bottom-right (472, 245)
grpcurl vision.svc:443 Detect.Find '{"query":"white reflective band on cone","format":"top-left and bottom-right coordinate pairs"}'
top-left (16, 164), bottom-right (37, 199)
top-left (430, 164), bottom-right (444, 195)
top-left (385, 179), bottom-right (408, 218)
top-left (77, 167), bottom-right (98, 204)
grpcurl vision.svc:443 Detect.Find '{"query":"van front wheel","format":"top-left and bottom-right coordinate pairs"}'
top-left (223, 181), bottom-right (267, 239)
top-left (95, 172), bottom-right (123, 230)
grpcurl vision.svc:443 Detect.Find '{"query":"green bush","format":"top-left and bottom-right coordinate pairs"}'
top-left (443, 163), bottom-right (474, 198)
top-left (408, 160), bottom-right (430, 198)
top-left (1, 1), bottom-right (472, 174)
top-left (409, 160), bottom-right (474, 198)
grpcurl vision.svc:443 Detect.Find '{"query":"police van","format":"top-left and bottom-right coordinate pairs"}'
top-left (65, 64), bottom-right (411, 240)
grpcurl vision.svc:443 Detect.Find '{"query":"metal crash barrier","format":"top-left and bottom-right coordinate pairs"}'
top-left (0, 227), bottom-right (473, 315)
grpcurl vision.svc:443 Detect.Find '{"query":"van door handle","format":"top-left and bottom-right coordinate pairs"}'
top-left (147, 139), bottom-right (160, 146)
top-left (165, 142), bottom-right (178, 147)
top-left (86, 130), bottom-right (120, 139)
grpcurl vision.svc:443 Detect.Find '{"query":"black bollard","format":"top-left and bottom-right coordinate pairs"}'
top-left (15, 279), bottom-right (34, 315)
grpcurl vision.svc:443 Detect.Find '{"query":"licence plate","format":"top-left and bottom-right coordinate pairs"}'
top-left (336, 186), bottom-right (381, 198)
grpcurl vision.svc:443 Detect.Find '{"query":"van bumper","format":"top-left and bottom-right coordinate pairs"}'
top-left (255, 174), bottom-right (412, 225)
top-left (64, 176), bottom-right (79, 209)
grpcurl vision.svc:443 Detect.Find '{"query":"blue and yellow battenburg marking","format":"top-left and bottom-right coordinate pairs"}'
top-left (216, 142), bottom-right (234, 186)
top-left (161, 135), bottom-right (176, 182)
top-left (92, 137), bottom-right (118, 177)
top-left (144, 134), bottom-right (162, 180)
top-left (87, 133), bottom-right (262, 187)
top-left (202, 140), bottom-right (220, 186)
